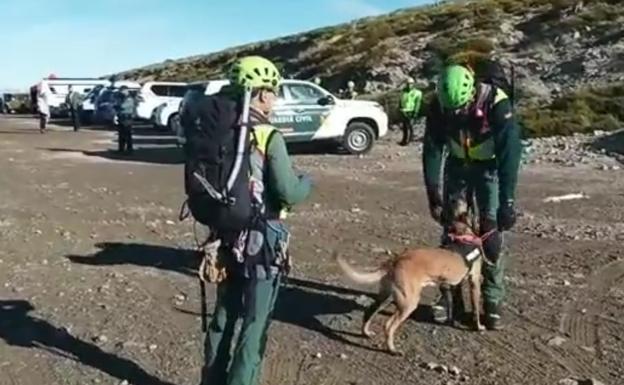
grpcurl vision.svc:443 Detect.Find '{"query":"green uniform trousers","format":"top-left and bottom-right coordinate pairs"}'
top-left (443, 158), bottom-right (506, 306)
top-left (200, 221), bottom-right (287, 385)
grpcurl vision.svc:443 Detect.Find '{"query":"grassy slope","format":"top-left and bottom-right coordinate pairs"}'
top-left (118, 0), bottom-right (624, 137)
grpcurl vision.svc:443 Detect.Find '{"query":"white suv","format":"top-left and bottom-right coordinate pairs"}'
top-left (178, 79), bottom-right (388, 154)
top-left (154, 79), bottom-right (229, 133)
top-left (135, 81), bottom-right (187, 121)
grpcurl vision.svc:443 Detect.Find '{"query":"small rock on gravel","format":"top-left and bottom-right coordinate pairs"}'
top-left (355, 295), bottom-right (373, 307)
top-left (547, 336), bottom-right (567, 347)
top-left (94, 335), bottom-right (108, 344)
top-left (449, 366), bottom-right (461, 376)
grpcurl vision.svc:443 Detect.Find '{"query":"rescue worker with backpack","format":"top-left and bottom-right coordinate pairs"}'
top-left (422, 64), bottom-right (522, 330)
top-left (398, 77), bottom-right (423, 146)
top-left (180, 55), bottom-right (312, 385)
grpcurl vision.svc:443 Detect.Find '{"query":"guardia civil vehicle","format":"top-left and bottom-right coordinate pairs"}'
top-left (177, 79), bottom-right (388, 155)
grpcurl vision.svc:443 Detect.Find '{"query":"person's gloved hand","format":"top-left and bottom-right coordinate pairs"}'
top-left (497, 200), bottom-right (517, 231)
top-left (426, 185), bottom-right (444, 224)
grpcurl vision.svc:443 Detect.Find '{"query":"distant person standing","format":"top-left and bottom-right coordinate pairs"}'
top-left (114, 86), bottom-right (136, 154)
top-left (313, 76), bottom-right (322, 87)
top-left (65, 85), bottom-right (82, 132)
top-left (37, 88), bottom-right (50, 134)
top-left (398, 77), bottom-right (423, 146)
top-left (344, 80), bottom-right (358, 99)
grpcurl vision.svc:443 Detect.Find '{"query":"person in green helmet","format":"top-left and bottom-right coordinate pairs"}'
top-left (192, 55), bottom-right (312, 385)
top-left (422, 64), bottom-right (522, 330)
top-left (398, 77), bottom-right (423, 146)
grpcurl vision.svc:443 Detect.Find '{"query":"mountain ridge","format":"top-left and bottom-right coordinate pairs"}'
top-left (116, 0), bottom-right (624, 137)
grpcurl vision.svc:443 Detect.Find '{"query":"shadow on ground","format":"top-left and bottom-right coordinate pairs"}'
top-left (0, 300), bottom-right (175, 385)
top-left (67, 242), bottom-right (436, 353)
top-left (43, 147), bottom-right (184, 165)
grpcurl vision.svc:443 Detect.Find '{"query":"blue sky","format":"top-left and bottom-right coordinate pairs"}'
top-left (0, 0), bottom-right (433, 90)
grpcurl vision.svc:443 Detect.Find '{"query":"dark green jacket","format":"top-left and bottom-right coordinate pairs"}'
top-left (422, 85), bottom-right (522, 204)
top-left (65, 91), bottom-right (83, 109)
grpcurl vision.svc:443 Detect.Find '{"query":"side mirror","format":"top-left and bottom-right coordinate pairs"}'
top-left (318, 95), bottom-right (335, 106)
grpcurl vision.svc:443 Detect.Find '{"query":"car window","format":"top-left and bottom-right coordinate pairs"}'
top-left (169, 85), bottom-right (187, 97)
top-left (285, 84), bottom-right (324, 103)
top-left (151, 85), bottom-right (169, 96)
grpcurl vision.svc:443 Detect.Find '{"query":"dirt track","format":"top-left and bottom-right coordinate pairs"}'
top-left (0, 115), bottom-right (622, 385)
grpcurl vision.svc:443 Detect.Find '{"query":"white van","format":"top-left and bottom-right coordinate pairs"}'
top-left (36, 78), bottom-right (110, 117)
top-left (135, 81), bottom-right (188, 121)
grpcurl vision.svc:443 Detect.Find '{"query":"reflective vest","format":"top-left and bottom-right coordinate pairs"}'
top-left (447, 86), bottom-right (508, 161)
top-left (250, 124), bottom-right (288, 220)
top-left (400, 88), bottom-right (422, 114)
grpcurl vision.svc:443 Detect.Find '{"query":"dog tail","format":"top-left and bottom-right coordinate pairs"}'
top-left (333, 251), bottom-right (387, 285)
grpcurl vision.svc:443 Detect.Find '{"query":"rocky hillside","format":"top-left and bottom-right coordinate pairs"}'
top-left (117, 0), bottom-right (624, 137)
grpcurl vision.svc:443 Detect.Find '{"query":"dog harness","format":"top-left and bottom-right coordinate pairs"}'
top-left (445, 230), bottom-right (496, 268)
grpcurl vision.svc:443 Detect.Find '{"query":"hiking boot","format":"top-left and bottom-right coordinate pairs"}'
top-left (484, 302), bottom-right (504, 331)
top-left (432, 294), bottom-right (449, 324)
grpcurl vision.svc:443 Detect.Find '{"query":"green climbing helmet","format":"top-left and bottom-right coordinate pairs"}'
top-left (437, 65), bottom-right (476, 109)
top-left (228, 56), bottom-right (282, 91)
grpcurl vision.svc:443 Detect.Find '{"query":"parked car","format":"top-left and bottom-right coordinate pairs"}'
top-left (33, 78), bottom-right (109, 117)
top-left (135, 81), bottom-right (187, 121)
top-left (85, 81), bottom-right (140, 125)
top-left (177, 79), bottom-right (388, 154)
top-left (80, 85), bottom-right (107, 124)
top-left (2, 93), bottom-right (32, 114)
top-left (93, 81), bottom-right (140, 125)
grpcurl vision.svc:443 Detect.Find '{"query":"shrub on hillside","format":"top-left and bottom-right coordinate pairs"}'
top-left (427, 36), bottom-right (494, 65)
top-left (520, 83), bottom-right (624, 137)
top-left (392, 14), bottom-right (432, 35)
top-left (359, 20), bottom-right (395, 45)
top-left (429, 2), bottom-right (472, 31)
top-left (447, 50), bottom-right (492, 69)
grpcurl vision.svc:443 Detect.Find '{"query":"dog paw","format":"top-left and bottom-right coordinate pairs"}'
top-left (476, 324), bottom-right (486, 332)
top-left (363, 330), bottom-right (376, 338)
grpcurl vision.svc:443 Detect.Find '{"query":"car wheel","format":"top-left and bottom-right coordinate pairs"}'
top-left (342, 122), bottom-right (375, 155)
top-left (168, 113), bottom-right (181, 134)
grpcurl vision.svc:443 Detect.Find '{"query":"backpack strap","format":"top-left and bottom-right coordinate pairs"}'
top-left (474, 83), bottom-right (493, 119)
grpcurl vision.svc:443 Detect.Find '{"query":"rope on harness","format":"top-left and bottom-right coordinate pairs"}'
top-left (194, 225), bottom-right (221, 334)
top-left (448, 229), bottom-right (497, 266)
